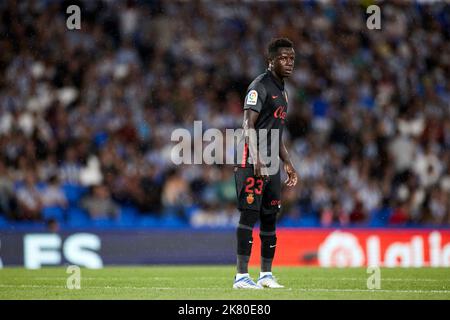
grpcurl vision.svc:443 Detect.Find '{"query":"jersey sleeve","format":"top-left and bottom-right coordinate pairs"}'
top-left (243, 82), bottom-right (267, 113)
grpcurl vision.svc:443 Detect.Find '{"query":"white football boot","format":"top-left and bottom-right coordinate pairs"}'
top-left (233, 274), bottom-right (262, 289)
top-left (257, 273), bottom-right (285, 288)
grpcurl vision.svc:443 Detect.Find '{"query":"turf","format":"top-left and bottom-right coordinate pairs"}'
top-left (0, 266), bottom-right (449, 300)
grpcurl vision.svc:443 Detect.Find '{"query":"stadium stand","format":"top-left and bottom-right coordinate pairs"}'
top-left (0, 0), bottom-right (449, 230)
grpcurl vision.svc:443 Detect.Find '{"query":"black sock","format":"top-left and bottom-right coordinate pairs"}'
top-left (237, 255), bottom-right (250, 274)
top-left (261, 257), bottom-right (273, 273)
top-left (236, 210), bottom-right (259, 274)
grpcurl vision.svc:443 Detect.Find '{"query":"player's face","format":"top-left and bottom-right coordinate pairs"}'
top-left (272, 48), bottom-right (295, 78)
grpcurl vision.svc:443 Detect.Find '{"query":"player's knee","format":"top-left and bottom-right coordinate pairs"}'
top-left (259, 231), bottom-right (277, 248)
top-left (259, 212), bottom-right (277, 255)
top-left (238, 210), bottom-right (259, 229)
top-left (260, 212), bottom-right (277, 233)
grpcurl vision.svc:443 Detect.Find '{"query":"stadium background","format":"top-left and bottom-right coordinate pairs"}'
top-left (0, 0), bottom-right (449, 269)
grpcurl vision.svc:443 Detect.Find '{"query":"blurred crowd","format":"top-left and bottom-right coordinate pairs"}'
top-left (0, 0), bottom-right (449, 228)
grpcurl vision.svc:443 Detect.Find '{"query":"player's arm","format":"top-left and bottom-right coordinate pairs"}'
top-left (280, 132), bottom-right (298, 187)
top-left (243, 83), bottom-right (267, 178)
top-left (243, 109), bottom-right (267, 178)
top-left (280, 90), bottom-right (298, 187)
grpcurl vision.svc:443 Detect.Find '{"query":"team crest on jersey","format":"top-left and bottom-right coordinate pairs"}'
top-left (246, 90), bottom-right (258, 105)
top-left (246, 193), bottom-right (254, 204)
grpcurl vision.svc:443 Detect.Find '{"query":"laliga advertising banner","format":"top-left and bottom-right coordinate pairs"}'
top-left (1, 228), bottom-right (449, 268)
top-left (250, 229), bottom-right (450, 267)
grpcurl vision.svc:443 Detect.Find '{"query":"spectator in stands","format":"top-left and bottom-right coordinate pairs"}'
top-left (46, 218), bottom-right (60, 233)
top-left (321, 199), bottom-right (349, 227)
top-left (161, 168), bottom-right (193, 220)
top-left (349, 199), bottom-right (367, 225)
top-left (389, 200), bottom-right (410, 226)
top-left (81, 184), bottom-right (120, 220)
top-left (16, 171), bottom-right (42, 221)
top-left (0, 1), bottom-right (448, 227)
top-left (0, 161), bottom-right (16, 219)
top-left (40, 175), bottom-right (68, 209)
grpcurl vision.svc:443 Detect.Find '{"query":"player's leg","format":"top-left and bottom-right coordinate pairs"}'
top-left (233, 209), bottom-right (262, 289)
top-left (257, 171), bottom-right (284, 288)
top-left (233, 167), bottom-right (264, 289)
top-left (257, 211), bottom-right (284, 288)
top-left (259, 211), bottom-right (278, 273)
top-left (236, 210), bottom-right (258, 273)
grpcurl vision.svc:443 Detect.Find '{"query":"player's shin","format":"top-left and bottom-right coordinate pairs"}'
top-left (236, 210), bottom-right (258, 273)
top-left (260, 232), bottom-right (277, 272)
top-left (259, 211), bottom-right (277, 272)
top-left (237, 227), bottom-right (253, 273)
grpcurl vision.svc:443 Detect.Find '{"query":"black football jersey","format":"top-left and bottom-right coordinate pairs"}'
top-left (238, 69), bottom-right (288, 167)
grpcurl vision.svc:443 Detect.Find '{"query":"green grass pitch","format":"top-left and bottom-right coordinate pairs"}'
top-left (0, 266), bottom-right (449, 300)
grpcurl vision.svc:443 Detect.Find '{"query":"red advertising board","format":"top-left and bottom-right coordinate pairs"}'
top-left (249, 229), bottom-right (450, 267)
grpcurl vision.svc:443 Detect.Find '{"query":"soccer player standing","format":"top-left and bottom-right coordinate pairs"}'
top-left (233, 38), bottom-right (298, 289)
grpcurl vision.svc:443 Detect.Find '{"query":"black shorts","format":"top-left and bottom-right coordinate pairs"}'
top-left (234, 166), bottom-right (281, 214)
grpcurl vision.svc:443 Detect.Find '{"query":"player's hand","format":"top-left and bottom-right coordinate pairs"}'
top-left (254, 160), bottom-right (269, 180)
top-left (284, 163), bottom-right (298, 187)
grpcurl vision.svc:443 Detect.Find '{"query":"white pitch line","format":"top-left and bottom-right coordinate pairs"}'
top-left (305, 277), bottom-right (450, 282)
top-left (32, 277), bottom-right (173, 281)
top-left (0, 284), bottom-right (449, 294)
top-left (297, 288), bottom-right (450, 294)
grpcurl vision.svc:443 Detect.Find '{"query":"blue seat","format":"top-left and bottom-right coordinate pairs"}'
top-left (159, 214), bottom-right (187, 228)
top-left (91, 218), bottom-right (115, 228)
top-left (42, 206), bottom-right (65, 221)
top-left (62, 184), bottom-right (87, 205)
top-left (67, 207), bottom-right (90, 227)
top-left (278, 216), bottom-right (300, 227)
top-left (369, 208), bottom-right (391, 227)
top-left (298, 215), bottom-right (320, 227)
top-left (120, 206), bottom-right (138, 221)
top-left (94, 131), bottom-right (109, 148)
top-left (11, 221), bottom-right (46, 230)
top-left (138, 215), bottom-right (160, 227)
top-left (0, 215), bottom-right (8, 227)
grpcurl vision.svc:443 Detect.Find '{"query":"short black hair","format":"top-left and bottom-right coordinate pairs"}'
top-left (267, 38), bottom-right (294, 58)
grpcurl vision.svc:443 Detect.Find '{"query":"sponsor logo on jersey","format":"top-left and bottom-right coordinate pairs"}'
top-left (274, 106), bottom-right (287, 120)
top-left (270, 200), bottom-right (281, 206)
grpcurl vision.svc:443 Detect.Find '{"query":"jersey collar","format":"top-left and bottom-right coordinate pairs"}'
top-left (267, 69), bottom-right (285, 91)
